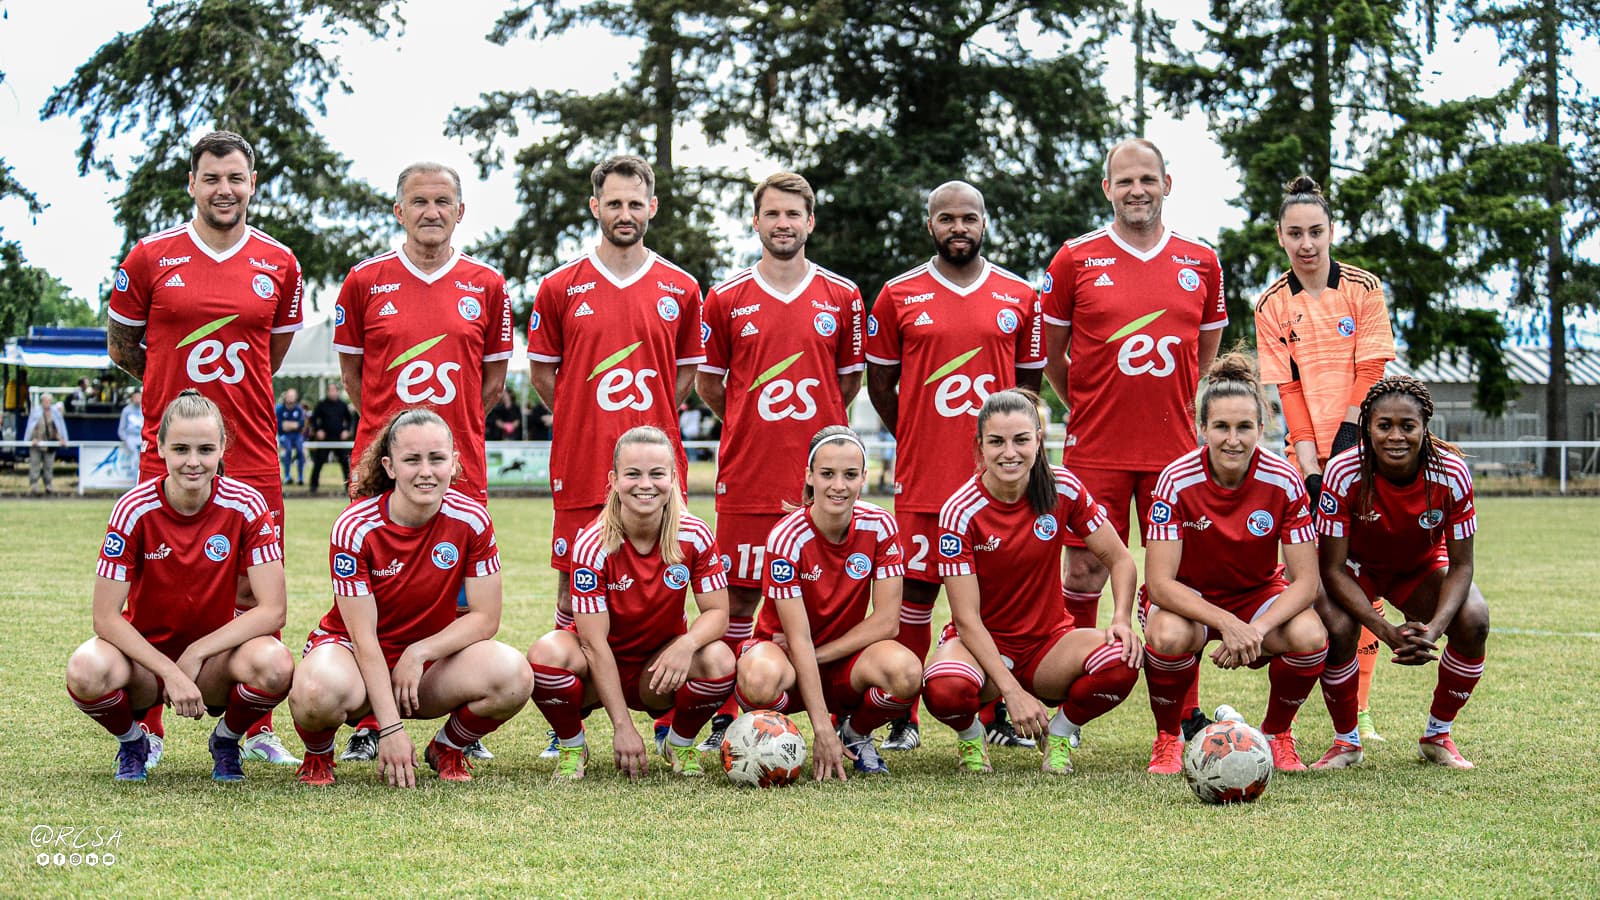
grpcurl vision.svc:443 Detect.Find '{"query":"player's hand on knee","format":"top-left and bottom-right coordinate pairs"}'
top-left (165, 672), bottom-right (205, 719)
top-left (1108, 622), bottom-right (1144, 668)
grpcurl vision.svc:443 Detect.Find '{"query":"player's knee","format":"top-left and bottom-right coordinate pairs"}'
top-left (483, 642), bottom-right (535, 706)
top-left (883, 647), bottom-right (925, 699)
top-left (1451, 593), bottom-right (1491, 648)
top-left (1142, 616), bottom-right (1199, 656)
top-left (249, 643), bottom-right (295, 694)
top-left (65, 647), bottom-right (115, 696)
top-left (736, 658), bottom-right (785, 708)
top-left (694, 641), bottom-right (736, 679)
top-left (289, 668), bottom-right (350, 722)
top-left (527, 632), bottom-right (579, 670)
top-left (921, 672), bottom-right (978, 716)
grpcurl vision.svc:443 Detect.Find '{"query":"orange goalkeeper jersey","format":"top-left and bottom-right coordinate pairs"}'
top-left (1255, 260), bottom-right (1395, 460)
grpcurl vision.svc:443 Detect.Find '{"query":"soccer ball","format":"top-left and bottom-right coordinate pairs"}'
top-left (720, 710), bottom-right (806, 787)
top-left (1183, 720), bottom-right (1273, 804)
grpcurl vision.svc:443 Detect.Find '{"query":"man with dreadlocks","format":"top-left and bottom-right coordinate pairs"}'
top-left (1310, 376), bottom-right (1490, 770)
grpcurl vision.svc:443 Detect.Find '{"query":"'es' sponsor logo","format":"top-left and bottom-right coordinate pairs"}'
top-left (431, 541), bottom-right (460, 570)
top-left (390, 335), bottom-right (460, 405)
top-left (845, 553), bottom-right (872, 580)
top-left (205, 534), bottom-right (231, 562)
top-left (370, 282), bottom-right (401, 295)
top-left (158, 255), bottom-right (192, 266)
top-left (590, 341), bottom-right (657, 412)
top-left (928, 347), bottom-right (994, 417)
top-left (1246, 510), bottom-right (1275, 537)
top-left (938, 533), bottom-right (961, 558)
top-left (333, 552), bottom-right (358, 578)
top-left (1083, 256), bottom-right (1117, 267)
top-left (663, 564), bottom-right (690, 590)
top-left (567, 281), bottom-right (597, 296)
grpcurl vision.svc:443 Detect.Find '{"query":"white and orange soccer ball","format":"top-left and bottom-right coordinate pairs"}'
top-left (720, 710), bottom-right (806, 787)
top-left (1183, 720), bottom-right (1273, 804)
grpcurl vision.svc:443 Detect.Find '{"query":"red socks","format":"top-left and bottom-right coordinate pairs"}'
top-left (1261, 646), bottom-right (1327, 735)
top-left (848, 686), bottom-right (917, 735)
top-left (440, 705), bottom-right (510, 749)
top-left (295, 722), bottom-right (338, 757)
top-left (1061, 588), bottom-right (1101, 629)
top-left (70, 688), bottom-right (135, 738)
top-left (922, 660), bottom-right (983, 733)
top-left (223, 683), bottom-right (288, 737)
top-left (1430, 646), bottom-right (1484, 724)
top-left (1143, 649), bottom-right (1200, 735)
top-left (1320, 655), bottom-right (1361, 736)
top-left (1060, 642), bottom-right (1137, 725)
top-left (671, 674), bottom-right (736, 739)
top-left (531, 664), bottom-right (586, 740)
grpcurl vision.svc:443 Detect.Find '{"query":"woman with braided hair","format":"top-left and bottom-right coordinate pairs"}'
top-left (1311, 376), bottom-right (1489, 769)
top-left (1256, 174), bottom-right (1399, 741)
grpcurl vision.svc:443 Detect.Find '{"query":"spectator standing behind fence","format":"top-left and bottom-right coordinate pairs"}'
top-left (525, 399), bottom-right (552, 441)
top-left (119, 389), bottom-right (144, 457)
top-left (487, 388), bottom-right (523, 441)
top-left (276, 388), bottom-right (306, 485)
top-left (309, 383), bottom-right (353, 496)
top-left (26, 392), bottom-right (70, 496)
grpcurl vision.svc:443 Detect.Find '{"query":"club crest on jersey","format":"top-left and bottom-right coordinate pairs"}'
top-left (770, 558), bottom-right (796, 584)
top-left (205, 534), bottom-right (231, 562)
top-left (102, 532), bottom-right (126, 558)
top-left (701, 322), bottom-right (711, 344)
top-left (1177, 267), bottom-right (1201, 292)
top-left (1033, 514), bottom-right (1059, 541)
top-left (867, 315), bottom-right (879, 337)
top-left (1418, 509), bottom-right (1445, 529)
top-left (938, 533), bottom-right (961, 558)
top-left (458, 297), bottom-right (482, 321)
top-left (572, 567), bottom-right (599, 593)
top-left (1149, 501), bottom-right (1173, 526)
top-left (552, 537), bottom-right (569, 559)
top-left (251, 274), bottom-right (274, 299)
top-left (720, 554), bottom-right (732, 574)
top-left (431, 541), bottom-right (460, 570)
top-left (996, 308), bottom-right (1020, 334)
top-left (1319, 492), bottom-right (1339, 516)
top-left (1246, 510), bottom-right (1275, 537)
top-left (657, 296), bottom-right (680, 322)
top-left (814, 313), bottom-right (837, 337)
top-left (1338, 316), bottom-right (1356, 337)
top-left (334, 552), bottom-right (358, 578)
top-left (334, 304), bottom-right (346, 326)
top-left (664, 564), bottom-right (691, 590)
top-left (845, 553), bottom-right (872, 580)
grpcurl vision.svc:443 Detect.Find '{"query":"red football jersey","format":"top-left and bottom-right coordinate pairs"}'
top-left (108, 223), bottom-right (305, 479)
top-left (701, 263), bottom-right (865, 513)
top-left (756, 501), bottom-right (904, 646)
top-left (1042, 227), bottom-right (1226, 470)
top-left (528, 251), bottom-right (704, 509)
top-left (936, 466), bottom-right (1106, 650)
top-left (1146, 446), bottom-right (1316, 602)
top-left (1317, 447), bottom-right (1477, 574)
top-left (865, 259), bottom-right (1044, 512)
top-left (321, 489), bottom-right (501, 668)
top-left (96, 476), bottom-right (283, 650)
top-left (333, 250), bottom-right (515, 502)
top-left (568, 512), bottom-right (726, 662)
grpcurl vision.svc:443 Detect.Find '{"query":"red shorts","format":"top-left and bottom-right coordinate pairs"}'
top-left (576, 656), bottom-right (673, 717)
top-left (717, 511), bottom-right (784, 589)
top-left (738, 638), bottom-right (866, 714)
top-left (1138, 578), bottom-right (1287, 642)
top-left (895, 510), bottom-right (943, 584)
top-left (302, 627), bottom-right (355, 658)
top-left (551, 505), bottom-right (604, 572)
top-left (937, 621), bottom-right (1074, 700)
top-left (1061, 465), bottom-right (1160, 547)
top-left (1346, 551), bottom-right (1450, 608)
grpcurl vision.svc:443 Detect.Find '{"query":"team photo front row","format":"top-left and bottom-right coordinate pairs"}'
top-left (66, 364), bottom-right (1489, 787)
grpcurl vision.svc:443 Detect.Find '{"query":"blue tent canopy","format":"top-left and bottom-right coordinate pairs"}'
top-left (1, 326), bottom-right (112, 369)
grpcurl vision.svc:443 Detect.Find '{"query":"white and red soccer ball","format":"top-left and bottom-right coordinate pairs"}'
top-left (720, 710), bottom-right (806, 787)
top-left (1183, 720), bottom-right (1273, 804)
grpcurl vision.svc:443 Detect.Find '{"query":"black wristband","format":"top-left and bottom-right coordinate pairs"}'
top-left (1331, 421), bottom-right (1362, 457)
top-left (378, 723), bottom-right (406, 739)
top-left (1304, 472), bottom-right (1323, 502)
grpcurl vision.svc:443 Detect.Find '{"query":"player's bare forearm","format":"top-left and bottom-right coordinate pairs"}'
top-left (480, 360), bottom-right (509, 412)
top-left (185, 563), bottom-right (287, 660)
top-left (695, 371), bottom-right (727, 421)
top-left (269, 332), bottom-right (295, 373)
top-left (1318, 537), bottom-right (1390, 633)
top-left (775, 598), bottom-right (832, 724)
top-left (1197, 328), bottom-right (1222, 378)
top-left (92, 577), bottom-right (179, 682)
top-left (1042, 323), bottom-right (1070, 401)
top-left (578, 630), bottom-right (632, 728)
top-left (836, 370), bottom-right (863, 408)
top-left (338, 353), bottom-right (364, 407)
top-left (530, 363), bottom-right (558, 409)
top-left (686, 587), bottom-right (730, 649)
top-left (947, 576), bottom-right (1022, 696)
top-left (1014, 366), bottom-right (1042, 394)
top-left (106, 321), bottom-right (147, 381)
top-left (675, 364), bottom-right (697, 407)
top-left (866, 365), bottom-right (900, 436)
top-left (1431, 538), bottom-right (1476, 635)
top-left (1086, 528), bottom-right (1137, 624)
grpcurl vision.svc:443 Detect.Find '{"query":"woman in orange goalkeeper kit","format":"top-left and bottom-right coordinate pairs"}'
top-left (1254, 175), bottom-right (1395, 742)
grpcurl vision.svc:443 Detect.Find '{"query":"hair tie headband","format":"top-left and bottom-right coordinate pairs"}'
top-left (807, 432), bottom-right (867, 469)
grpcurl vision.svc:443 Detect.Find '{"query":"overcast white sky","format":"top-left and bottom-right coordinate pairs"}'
top-left (0, 0), bottom-right (1591, 340)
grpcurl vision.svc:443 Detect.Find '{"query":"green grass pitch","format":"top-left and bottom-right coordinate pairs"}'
top-left (3, 494), bottom-right (1597, 897)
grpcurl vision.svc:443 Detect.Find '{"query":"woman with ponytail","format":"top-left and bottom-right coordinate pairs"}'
top-left (527, 426), bottom-right (735, 780)
top-left (1313, 376), bottom-right (1489, 769)
top-left (289, 407), bottom-right (532, 788)
top-left (921, 389), bottom-right (1141, 776)
top-left (734, 425), bottom-right (923, 780)
top-left (1256, 174), bottom-right (1399, 739)
top-left (67, 389), bottom-right (293, 784)
top-left (1140, 354), bottom-right (1328, 776)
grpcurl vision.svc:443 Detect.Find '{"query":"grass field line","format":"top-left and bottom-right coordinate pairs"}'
top-left (1492, 626), bottom-right (1600, 639)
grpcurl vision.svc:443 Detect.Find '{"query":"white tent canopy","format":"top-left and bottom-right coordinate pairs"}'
top-left (274, 311), bottom-right (529, 378)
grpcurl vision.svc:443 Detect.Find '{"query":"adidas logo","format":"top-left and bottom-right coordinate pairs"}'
top-left (1093, 273), bottom-right (1115, 287)
top-left (259, 521), bottom-right (274, 536)
top-left (164, 273), bottom-right (186, 288)
top-left (575, 302), bottom-right (595, 317)
top-left (379, 301), bottom-right (399, 316)
top-left (739, 321), bottom-right (759, 337)
top-left (913, 311), bottom-right (934, 326)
